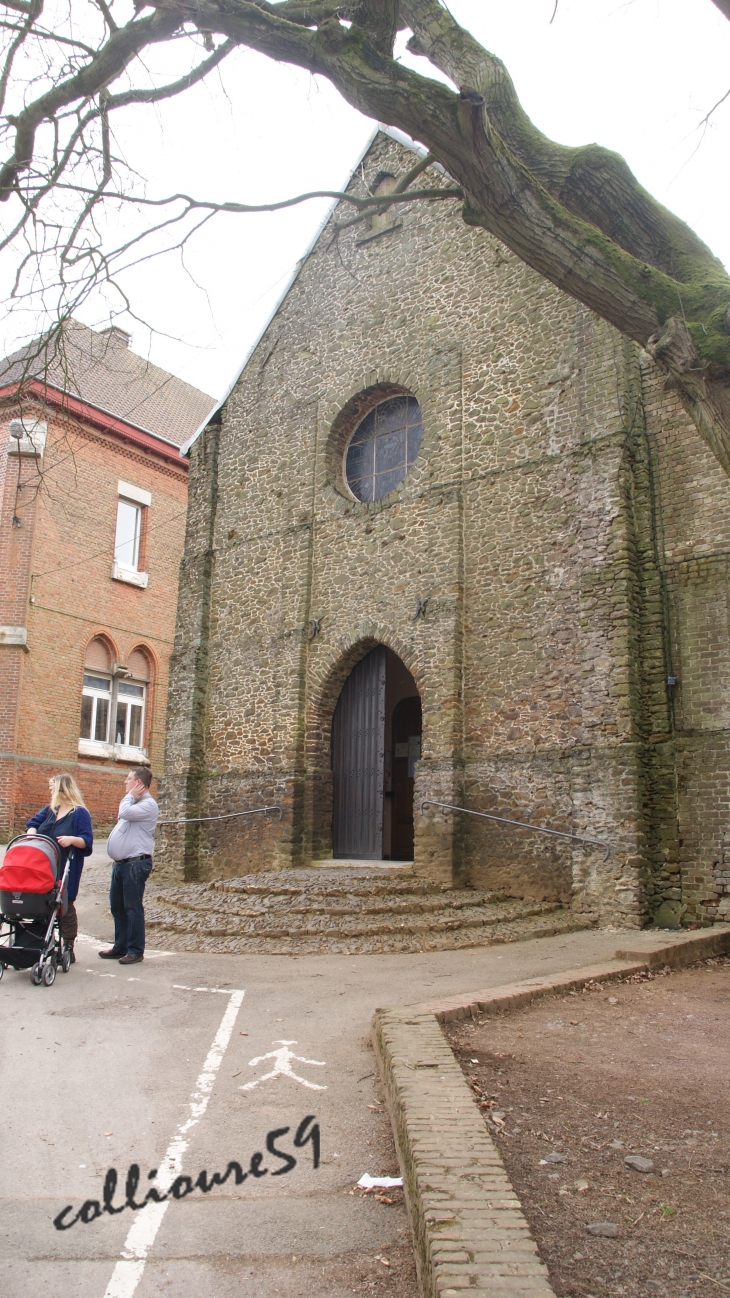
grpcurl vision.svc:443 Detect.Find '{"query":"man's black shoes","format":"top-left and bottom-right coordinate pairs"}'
top-left (99, 948), bottom-right (124, 959)
top-left (118, 953), bottom-right (143, 965)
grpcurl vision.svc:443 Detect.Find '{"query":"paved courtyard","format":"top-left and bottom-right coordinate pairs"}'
top-left (0, 848), bottom-right (675, 1298)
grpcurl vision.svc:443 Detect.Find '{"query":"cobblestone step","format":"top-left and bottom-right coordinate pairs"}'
top-left (146, 868), bottom-right (588, 954)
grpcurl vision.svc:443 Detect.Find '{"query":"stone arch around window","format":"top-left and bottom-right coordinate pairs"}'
top-left (328, 382), bottom-right (426, 506)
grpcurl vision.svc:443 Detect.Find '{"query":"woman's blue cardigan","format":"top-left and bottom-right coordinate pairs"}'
top-left (25, 805), bottom-right (93, 901)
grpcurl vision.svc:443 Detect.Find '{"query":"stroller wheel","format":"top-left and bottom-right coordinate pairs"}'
top-left (42, 961), bottom-right (57, 986)
top-left (30, 963), bottom-right (43, 986)
top-left (61, 950), bottom-right (72, 973)
top-left (0, 962), bottom-right (4, 980)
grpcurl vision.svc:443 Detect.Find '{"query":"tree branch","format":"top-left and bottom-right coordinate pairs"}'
top-left (0, 9), bottom-right (181, 200)
top-left (249, 1), bottom-right (353, 23)
top-left (1, 0), bottom-right (729, 478)
top-left (0, 0), bottom-right (42, 116)
top-left (55, 180), bottom-right (463, 215)
top-left (352, 0), bottom-right (399, 55)
top-left (106, 37), bottom-right (236, 110)
top-left (0, 0), bottom-right (36, 13)
top-left (93, 0), bottom-right (118, 34)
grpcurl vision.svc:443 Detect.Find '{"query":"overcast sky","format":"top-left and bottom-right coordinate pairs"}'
top-left (2, 0), bottom-right (729, 400)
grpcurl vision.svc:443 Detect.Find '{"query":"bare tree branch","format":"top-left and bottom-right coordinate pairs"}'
top-left (106, 37), bottom-right (236, 110)
top-left (93, 0), bottom-right (118, 34)
top-left (699, 85), bottom-right (730, 129)
top-left (0, 0), bottom-right (37, 14)
top-left (0, 9), bottom-right (181, 200)
top-left (56, 179), bottom-right (462, 214)
top-left (0, 0), bottom-right (41, 115)
top-left (248, 1), bottom-right (353, 23)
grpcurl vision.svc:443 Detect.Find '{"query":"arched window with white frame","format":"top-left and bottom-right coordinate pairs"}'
top-left (80, 637), bottom-right (113, 744)
top-left (78, 638), bottom-right (152, 760)
top-left (114, 647), bottom-right (150, 751)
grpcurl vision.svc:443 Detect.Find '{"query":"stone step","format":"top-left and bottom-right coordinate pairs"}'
top-left (147, 907), bottom-right (587, 956)
top-left (208, 869), bottom-right (444, 897)
top-left (152, 888), bottom-right (507, 918)
top-left (309, 858), bottom-right (414, 871)
top-left (146, 867), bottom-right (589, 955)
top-left (147, 897), bottom-right (561, 940)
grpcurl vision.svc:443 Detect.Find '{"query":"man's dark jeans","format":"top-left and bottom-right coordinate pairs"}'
top-left (110, 856), bottom-right (152, 957)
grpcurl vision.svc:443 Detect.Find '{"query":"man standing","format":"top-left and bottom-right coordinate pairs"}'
top-left (99, 768), bottom-right (159, 965)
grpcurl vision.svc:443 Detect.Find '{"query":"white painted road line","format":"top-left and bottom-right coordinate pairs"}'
top-left (102, 987), bottom-right (245, 1298)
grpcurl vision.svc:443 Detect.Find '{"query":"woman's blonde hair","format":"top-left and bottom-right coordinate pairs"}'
top-left (49, 773), bottom-right (86, 811)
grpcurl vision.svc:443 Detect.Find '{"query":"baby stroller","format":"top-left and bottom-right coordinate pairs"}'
top-left (0, 833), bottom-right (72, 985)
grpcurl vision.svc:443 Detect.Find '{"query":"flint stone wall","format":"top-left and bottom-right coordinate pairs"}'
top-left (158, 132), bottom-right (730, 927)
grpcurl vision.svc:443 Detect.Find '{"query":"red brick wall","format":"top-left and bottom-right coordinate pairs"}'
top-left (0, 399), bottom-right (188, 837)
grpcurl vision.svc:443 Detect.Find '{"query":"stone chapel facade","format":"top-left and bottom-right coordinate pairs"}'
top-left (158, 130), bottom-right (730, 929)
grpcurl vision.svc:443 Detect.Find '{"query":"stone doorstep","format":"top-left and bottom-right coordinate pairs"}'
top-left (309, 858), bottom-right (415, 871)
top-left (372, 926), bottom-right (730, 1298)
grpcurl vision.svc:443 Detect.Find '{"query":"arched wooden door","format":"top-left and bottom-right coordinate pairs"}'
top-left (331, 646), bottom-right (386, 859)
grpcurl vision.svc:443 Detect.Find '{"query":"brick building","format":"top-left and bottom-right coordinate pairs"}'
top-left (158, 129), bottom-right (730, 929)
top-left (0, 320), bottom-right (213, 835)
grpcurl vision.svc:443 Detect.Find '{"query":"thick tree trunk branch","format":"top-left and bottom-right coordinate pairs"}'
top-left (2, 0), bottom-right (730, 477)
top-left (352, 0), bottom-right (400, 55)
top-left (168, 0), bottom-right (727, 367)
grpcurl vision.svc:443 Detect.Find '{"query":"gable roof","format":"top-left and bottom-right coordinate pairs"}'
top-left (0, 318), bottom-right (215, 447)
top-left (180, 125), bottom-right (436, 457)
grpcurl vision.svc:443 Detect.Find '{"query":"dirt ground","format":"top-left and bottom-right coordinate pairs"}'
top-left (445, 958), bottom-right (730, 1298)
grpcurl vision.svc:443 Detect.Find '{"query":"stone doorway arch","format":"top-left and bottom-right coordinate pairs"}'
top-left (331, 645), bottom-right (421, 861)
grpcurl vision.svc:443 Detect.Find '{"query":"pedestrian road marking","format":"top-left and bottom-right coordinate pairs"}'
top-left (241, 1040), bottom-right (327, 1092)
top-left (101, 985), bottom-right (245, 1298)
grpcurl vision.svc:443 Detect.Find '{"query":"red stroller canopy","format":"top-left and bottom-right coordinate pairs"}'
top-left (0, 837), bottom-right (60, 894)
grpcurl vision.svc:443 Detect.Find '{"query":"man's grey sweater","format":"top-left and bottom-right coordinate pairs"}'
top-left (107, 792), bottom-right (159, 862)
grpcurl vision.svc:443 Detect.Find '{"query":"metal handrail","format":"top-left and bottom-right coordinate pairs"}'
top-left (420, 800), bottom-right (610, 860)
top-left (160, 805), bottom-right (283, 826)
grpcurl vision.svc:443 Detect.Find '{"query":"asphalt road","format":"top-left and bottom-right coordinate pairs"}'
top-left (1, 847), bottom-right (665, 1298)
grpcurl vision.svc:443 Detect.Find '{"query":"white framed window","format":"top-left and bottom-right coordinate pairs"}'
top-left (112, 481), bottom-right (151, 588)
top-left (114, 679), bottom-right (146, 749)
top-left (80, 673), bottom-right (111, 743)
top-left (115, 498), bottom-right (142, 570)
top-left (78, 656), bottom-right (149, 762)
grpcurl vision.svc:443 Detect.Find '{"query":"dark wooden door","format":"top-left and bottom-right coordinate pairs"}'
top-left (391, 694), bottom-right (422, 860)
top-left (332, 646), bottom-right (386, 858)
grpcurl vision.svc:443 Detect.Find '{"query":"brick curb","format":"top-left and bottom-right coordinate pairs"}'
top-left (372, 926), bottom-right (730, 1297)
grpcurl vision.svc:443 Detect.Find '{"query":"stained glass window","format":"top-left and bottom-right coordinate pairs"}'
top-left (345, 396), bottom-right (423, 502)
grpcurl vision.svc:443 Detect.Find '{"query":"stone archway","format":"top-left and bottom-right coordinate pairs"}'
top-left (331, 645), bottom-right (421, 861)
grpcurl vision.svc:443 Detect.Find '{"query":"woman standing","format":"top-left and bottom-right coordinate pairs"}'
top-left (26, 773), bottom-right (93, 964)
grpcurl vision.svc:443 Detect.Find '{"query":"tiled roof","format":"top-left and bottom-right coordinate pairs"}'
top-left (0, 319), bottom-right (215, 446)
